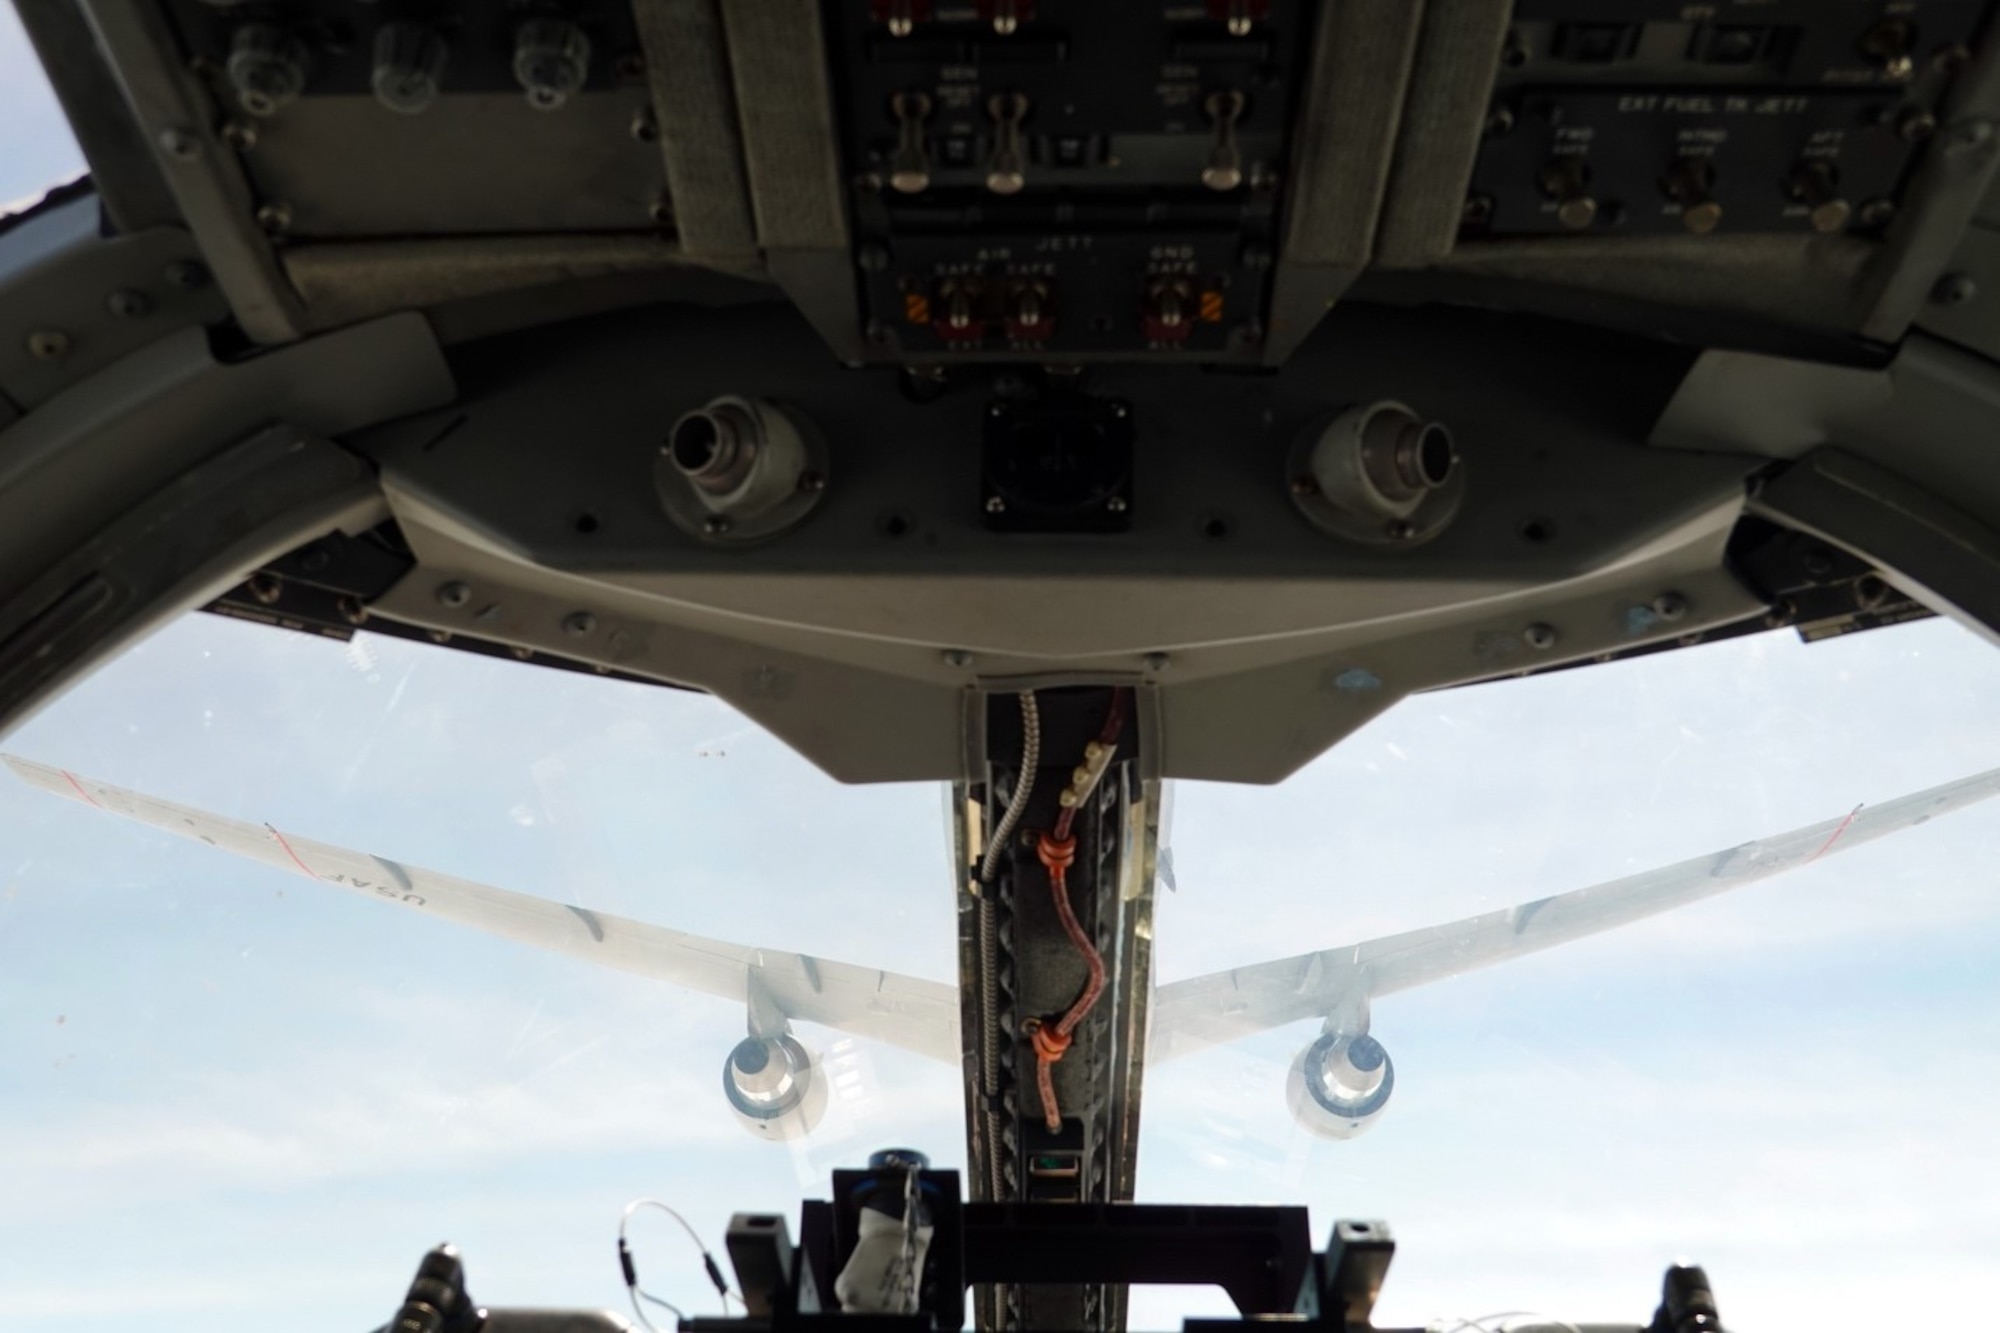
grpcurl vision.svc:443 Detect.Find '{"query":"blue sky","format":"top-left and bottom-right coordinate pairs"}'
top-left (4, 25), bottom-right (2000, 1332)
top-left (5, 610), bottom-right (1999, 1333)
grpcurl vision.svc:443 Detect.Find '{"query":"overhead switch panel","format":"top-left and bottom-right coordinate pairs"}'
top-left (829, 0), bottom-right (1313, 362)
top-left (1466, 0), bottom-right (1992, 240)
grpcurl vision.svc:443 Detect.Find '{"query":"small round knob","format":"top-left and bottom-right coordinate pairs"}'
top-left (372, 23), bottom-right (448, 115)
top-left (513, 19), bottom-right (591, 111)
top-left (227, 25), bottom-right (311, 118)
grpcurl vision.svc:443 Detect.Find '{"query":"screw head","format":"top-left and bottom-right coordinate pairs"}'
top-left (248, 573), bottom-right (283, 606)
top-left (857, 243), bottom-right (891, 272)
top-left (563, 611), bottom-right (596, 636)
top-left (1290, 475), bottom-right (1319, 497)
top-left (629, 108), bottom-right (658, 142)
top-left (1461, 194), bottom-right (1495, 228)
top-left (25, 329), bottom-right (69, 361)
top-left (436, 581), bottom-right (471, 608)
top-left (164, 260), bottom-right (210, 290)
top-left (336, 595), bottom-right (368, 626)
top-left (221, 120), bottom-right (258, 152)
top-left (985, 495), bottom-right (1007, 514)
top-left (941, 649), bottom-right (973, 667)
top-left (255, 202), bottom-right (292, 234)
top-left (1110, 401), bottom-right (1130, 419)
top-left (797, 470), bottom-right (827, 493)
top-left (1858, 197), bottom-right (1897, 228)
top-left (1106, 495), bottom-right (1128, 513)
top-left (1933, 272), bottom-right (1978, 306)
top-left (1142, 651), bottom-right (1171, 672)
top-left (1483, 105), bottom-right (1516, 138)
top-left (105, 289), bottom-right (151, 319)
top-left (1384, 519), bottom-right (1418, 541)
top-left (702, 513), bottom-right (733, 536)
top-left (156, 127), bottom-right (203, 161)
top-left (1523, 622), bottom-right (1558, 650)
top-left (1650, 591), bottom-right (1689, 622)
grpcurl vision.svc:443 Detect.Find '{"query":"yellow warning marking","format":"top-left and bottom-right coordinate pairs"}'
top-left (1198, 290), bottom-right (1224, 323)
top-left (904, 292), bottom-right (931, 325)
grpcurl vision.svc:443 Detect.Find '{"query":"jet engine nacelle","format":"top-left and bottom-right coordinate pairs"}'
top-left (724, 1034), bottom-right (828, 1141)
top-left (1285, 1031), bottom-right (1395, 1140)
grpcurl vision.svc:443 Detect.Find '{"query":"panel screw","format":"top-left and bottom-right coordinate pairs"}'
top-left (299, 547), bottom-right (331, 574)
top-left (248, 573), bottom-right (283, 605)
top-left (1858, 197), bottom-right (1897, 228)
top-left (1110, 401), bottom-right (1130, 419)
top-left (1142, 652), bottom-right (1171, 672)
top-left (629, 108), bottom-right (658, 142)
top-left (797, 470), bottom-right (827, 492)
top-left (942, 649), bottom-right (973, 667)
top-left (649, 198), bottom-right (672, 226)
top-left (857, 243), bottom-right (891, 272)
top-left (1106, 495), bottom-right (1128, 513)
top-left (255, 202), bottom-right (292, 234)
top-left (1384, 519), bottom-right (1418, 541)
top-left (1523, 623), bottom-right (1558, 650)
top-left (105, 289), bottom-right (151, 319)
top-left (563, 611), bottom-right (596, 636)
top-left (1932, 273), bottom-right (1978, 306)
top-left (1461, 194), bottom-right (1495, 228)
top-left (221, 120), bottom-right (258, 152)
top-left (1650, 591), bottom-right (1689, 621)
top-left (25, 329), bottom-right (69, 361)
top-left (164, 260), bottom-right (210, 289)
top-left (1290, 475), bottom-right (1319, 497)
top-left (1483, 105), bottom-right (1516, 138)
top-left (702, 514), bottom-right (733, 535)
top-left (436, 581), bottom-right (471, 608)
top-left (985, 495), bottom-right (1007, 513)
top-left (157, 127), bottom-right (203, 160)
top-left (336, 595), bottom-right (368, 626)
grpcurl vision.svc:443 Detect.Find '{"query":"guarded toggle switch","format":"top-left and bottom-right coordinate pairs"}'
top-left (986, 92), bottom-right (1029, 195)
top-left (889, 92), bottom-right (932, 194)
top-left (1786, 159), bottom-right (1851, 234)
top-left (1202, 91), bottom-right (1246, 191)
top-left (1661, 156), bottom-right (1721, 234)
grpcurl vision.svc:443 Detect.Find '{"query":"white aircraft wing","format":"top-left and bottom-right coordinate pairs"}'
top-left (1149, 765), bottom-right (2000, 1063)
top-left (5, 755), bottom-right (961, 1064)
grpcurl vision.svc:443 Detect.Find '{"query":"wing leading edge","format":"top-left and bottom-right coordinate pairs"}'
top-left (4, 755), bottom-right (961, 1063)
top-left (1149, 765), bottom-right (2000, 1063)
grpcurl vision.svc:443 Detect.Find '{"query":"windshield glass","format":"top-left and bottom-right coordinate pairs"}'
top-left (6, 611), bottom-right (1998, 1331)
top-left (0, 10), bottom-right (84, 211)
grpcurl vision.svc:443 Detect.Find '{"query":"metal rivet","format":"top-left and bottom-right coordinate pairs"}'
top-left (1110, 402), bottom-right (1129, 418)
top-left (1523, 623), bottom-right (1558, 650)
top-left (1290, 475), bottom-right (1318, 497)
top-left (105, 289), bottom-right (151, 319)
top-left (428, 629), bottom-right (453, 644)
top-left (1384, 519), bottom-right (1418, 541)
top-left (1946, 119), bottom-right (1995, 153)
top-left (511, 645), bottom-right (535, 660)
top-left (436, 581), bottom-right (471, 608)
top-left (221, 120), bottom-right (258, 152)
top-left (1651, 591), bottom-right (1689, 621)
top-left (985, 495), bottom-right (1007, 513)
top-left (336, 595), bottom-right (368, 626)
top-left (164, 260), bottom-right (210, 290)
top-left (797, 470), bottom-right (827, 493)
top-left (25, 329), bottom-right (69, 361)
top-left (1858, 197), bottom-right (1897, 228)
top-left (1142, 652), bottom-right (1171, 672)
top-left (942, 649), bottom-right (973, 667)
top-left (857, 243), bottom-right (891, 272)
top-left (157, 127), bottom-right (203, 161)
top-left (649, 198), bottom-right (672, 226)
top-left (629, 108), bottom-right (658, 142)
top-left (255, 202), bottom-right (292, 234)
top-left (1932, 273), bottom-right (1978, 306)
top-left (702, 513), bottom-right (733, 535)
top-left (563, 611), bottom-right (596, 636)
top-left (249, 573), bottom-right (283, 605)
